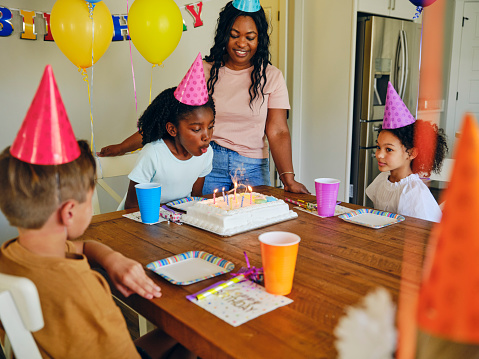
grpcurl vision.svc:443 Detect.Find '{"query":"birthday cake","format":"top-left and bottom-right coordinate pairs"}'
top-left (181, 192), bottom-right (298, 236)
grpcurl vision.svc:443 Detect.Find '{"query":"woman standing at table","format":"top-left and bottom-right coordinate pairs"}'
top-left (99, 0), bottom-right (308, 195)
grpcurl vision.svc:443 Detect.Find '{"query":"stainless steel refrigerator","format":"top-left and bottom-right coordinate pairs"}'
top-left (350, 15), bottom-right (421, 206)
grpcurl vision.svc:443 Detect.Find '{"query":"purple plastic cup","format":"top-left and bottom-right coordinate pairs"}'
top-left (314, 178), bottom-right (340, 217)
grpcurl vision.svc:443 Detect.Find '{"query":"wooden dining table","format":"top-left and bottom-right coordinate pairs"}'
top-left (80, 185), bottom-right (434, 359)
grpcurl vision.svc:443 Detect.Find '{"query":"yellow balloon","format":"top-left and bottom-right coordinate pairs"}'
top-left (128, 0), bottom-right (183, 65)
top-left (50, 0), bottom-right (113, 69)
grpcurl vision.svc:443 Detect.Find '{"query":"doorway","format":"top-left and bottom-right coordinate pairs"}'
top-left (261, 0), bottom-right (280, 67)
top-left (447, 0), bottom-right (479, 147)
top-left (261, 0), bottom-right (286, 187)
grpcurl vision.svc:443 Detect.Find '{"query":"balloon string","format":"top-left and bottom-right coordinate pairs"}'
top-left (78, 68), bottom-right (97, 157)
top-left (126, 0), bottom-right (138, 122)
top-left (87, 2), bottom-right (97, 156)
top-left (150, 64), bottom-right (155, 105)
top-left (413, 6), bottom-right (423, 19)
top-left (149, 63), bottom-right (162, 105)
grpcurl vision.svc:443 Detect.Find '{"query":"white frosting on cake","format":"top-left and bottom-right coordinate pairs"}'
top-left (181, 192), bottom-right (298, 236)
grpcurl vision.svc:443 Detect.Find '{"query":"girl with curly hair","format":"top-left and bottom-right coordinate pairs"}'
top-left (366, 83), bottom-right (448, 222)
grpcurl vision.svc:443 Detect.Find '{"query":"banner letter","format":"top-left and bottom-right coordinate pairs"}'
top-left (185, 2), bottom-right (203, 28)
top-left (43, 12), bottom-right (53, 41)
top-left (0, 7), bottom-right (13, 37)
top-left (20, 10), bottom-right (36, 40)
top-left (112, 15), bottom-right (130, 41)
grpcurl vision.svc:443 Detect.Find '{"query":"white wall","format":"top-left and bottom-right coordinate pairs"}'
top-left (0, 0), bottom-right (228, 243)
top-left (289, 0), bottom-right (356, 200)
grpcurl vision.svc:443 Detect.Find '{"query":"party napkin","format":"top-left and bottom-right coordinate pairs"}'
top-left (187, 280), bottom-right (293, 327)
top-left (294, 205), bottom-right (354, 218)
top-left (122, 211), bottom-right (167, 225)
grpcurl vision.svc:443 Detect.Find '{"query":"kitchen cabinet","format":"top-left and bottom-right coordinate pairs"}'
top-left (358, 0), bottom-right (418, 20)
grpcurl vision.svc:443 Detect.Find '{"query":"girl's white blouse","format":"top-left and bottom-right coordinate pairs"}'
top-left (365, 172), bottom-right (442, 223)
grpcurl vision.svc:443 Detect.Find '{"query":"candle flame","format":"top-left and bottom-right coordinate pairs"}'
top-left (214, 189), bottom-right (218, 193)
top-left (248, 186), bottom-right (252, 192)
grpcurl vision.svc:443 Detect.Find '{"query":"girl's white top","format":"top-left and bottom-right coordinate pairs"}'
top-left (128, 139), bottom-right (213, 204)
top-left (365, 172), bottom-right (442, 223)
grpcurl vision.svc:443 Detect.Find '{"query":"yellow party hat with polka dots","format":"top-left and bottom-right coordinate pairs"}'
top-left (417, 113), bottom-right (479, 343)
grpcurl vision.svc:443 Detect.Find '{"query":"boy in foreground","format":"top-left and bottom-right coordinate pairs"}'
top-left (0, 65), bottom-right (193, 358)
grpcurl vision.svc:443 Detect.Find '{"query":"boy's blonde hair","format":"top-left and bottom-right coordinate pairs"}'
top-left (0, 140), bottom-right (96, 229)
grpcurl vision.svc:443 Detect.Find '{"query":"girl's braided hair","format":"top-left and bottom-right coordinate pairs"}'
top-left (138, 87), bottom-right (215, 146)
top-left (204, 1), bottom-right (271, 108)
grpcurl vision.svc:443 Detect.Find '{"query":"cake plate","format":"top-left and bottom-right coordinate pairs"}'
top-left (181, 210), bottom-right (298, 237)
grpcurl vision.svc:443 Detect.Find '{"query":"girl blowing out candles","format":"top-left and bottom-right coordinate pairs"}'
top-left (366, 82), bottom-right (448, 223)
top-left (123, 54), bottom-right (215, 209)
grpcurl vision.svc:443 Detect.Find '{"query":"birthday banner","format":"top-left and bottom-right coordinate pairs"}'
top-left (0, 1), bottom-right (205, 42)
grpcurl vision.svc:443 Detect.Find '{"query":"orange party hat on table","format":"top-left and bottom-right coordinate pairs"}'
top-left (174, 52), bottom-right (208, 106)
top-left (10, 65), bottom-right (80, 165)
top-left (417, 113), bottom-right (479, 343)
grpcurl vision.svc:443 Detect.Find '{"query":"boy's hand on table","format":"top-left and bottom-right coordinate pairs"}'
top-left (104, 252), bottom-right (162, 300)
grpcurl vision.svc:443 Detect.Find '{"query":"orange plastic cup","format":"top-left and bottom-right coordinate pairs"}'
top-left (258, 231), bottom-right (301, 295)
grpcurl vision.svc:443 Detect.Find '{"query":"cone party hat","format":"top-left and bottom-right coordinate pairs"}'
top-left (232, 0), bottom-right (261, 12)
top-left (417, 113), bottom-right (479, 343)
top-left (10, 65), bottom-right (80, 165)
top-left (382, 82), bottom-right (416, 129)
top-left (174, 52), bottom-right (209, 106)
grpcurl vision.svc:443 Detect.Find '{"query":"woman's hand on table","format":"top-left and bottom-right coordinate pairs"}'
top-left (103, 252), bottom-right (162, 300)
top-left (283, 179), bottom-right (310, 194)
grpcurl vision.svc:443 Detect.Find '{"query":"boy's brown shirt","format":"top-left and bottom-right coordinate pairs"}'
top-left (0, 239), bottom-right (140, 358)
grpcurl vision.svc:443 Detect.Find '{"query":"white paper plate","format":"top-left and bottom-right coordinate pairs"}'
top-left (146, 251), bottom-right (234, 285)
top-left (165, 197), bottom-right (206, 211)
top-left (338, 209), bottom-right (405, 229)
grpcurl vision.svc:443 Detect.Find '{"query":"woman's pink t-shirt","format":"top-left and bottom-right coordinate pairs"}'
top-left (204, 62), bottom-right (290, 159)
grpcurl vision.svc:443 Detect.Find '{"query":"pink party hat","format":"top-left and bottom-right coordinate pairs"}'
top-left (174, 53), bottom-right (209, 106)
top-left (232, 0), bottom-right (261, 12)
top-left (10, 65), bottom-right (80, 165)
top-left (382, 82), bottom-right (416, 129)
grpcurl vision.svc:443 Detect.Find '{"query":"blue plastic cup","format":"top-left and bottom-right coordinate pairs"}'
top-left (135, 183), bottom-right (161, 224)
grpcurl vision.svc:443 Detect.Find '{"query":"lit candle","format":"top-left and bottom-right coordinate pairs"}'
top-left (222, 187), bottom-right (226, 202)
top-left (213, 189), bottom-right (217, 205)
top-left (248, 186), bottom-right (252, 204)
top-left (234, 182), bottom-right (237, 201)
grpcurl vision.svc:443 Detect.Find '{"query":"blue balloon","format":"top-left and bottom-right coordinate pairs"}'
top-left (87, 0), bottom-right (102, 3)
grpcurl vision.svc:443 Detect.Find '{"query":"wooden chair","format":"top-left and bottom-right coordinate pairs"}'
top-left (0, 273), bottom-right (43, 359)
top-left (93, 152), bottom-right (140, 215)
